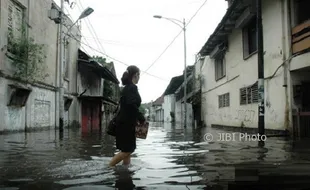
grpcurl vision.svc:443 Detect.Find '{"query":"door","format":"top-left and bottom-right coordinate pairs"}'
top-left (81, 100), bottom-right (101, 133)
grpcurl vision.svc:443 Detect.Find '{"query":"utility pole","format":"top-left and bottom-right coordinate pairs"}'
top-left (59, 0), bottom-right (65, 132)
top-left (257, 0), bottom-right (265, 136)
top-left (153, 15), bottom-right (188, 128)
top-left (48, 1), bottom-right (93, 133)
top-left (183, 18), bottom-right (187, 128)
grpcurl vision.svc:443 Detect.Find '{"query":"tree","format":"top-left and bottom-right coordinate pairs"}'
top-left (139, 105), bottom-right (146, 115)
top-left (92, 56), bottom-right (118, 99)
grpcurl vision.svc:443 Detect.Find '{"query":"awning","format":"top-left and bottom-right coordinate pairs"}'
top-left (163, 75), bottom-right (184, 95)
top-left (78, 49), bottom-right (120, 84)
top-left (78, 95), bottom-right (118, 106)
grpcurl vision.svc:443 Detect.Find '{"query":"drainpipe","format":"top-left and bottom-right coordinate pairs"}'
top-left (282, 0), bottom-right (292, 133)
top-left (55, 16), bottom-right (60, 129)
top-left (25, 0), bottom-right (31, 131)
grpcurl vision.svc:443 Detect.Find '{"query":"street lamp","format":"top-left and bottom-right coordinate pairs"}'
top-left (67, 7), bottom-right (94, 32)
top-left (153, 15), bottom-right (188, 128)
top-left (58, 0), bottom-right (94, 131)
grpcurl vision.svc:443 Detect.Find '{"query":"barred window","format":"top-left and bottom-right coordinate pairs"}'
top-left (7, 0), bottom-right (24, 52)
top-left (240, 82), bottom-right (258, 105)
top-left (219, 93), bottom-right (230, 108)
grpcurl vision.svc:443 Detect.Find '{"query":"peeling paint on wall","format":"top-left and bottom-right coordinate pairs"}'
top-left (34, 100), bottom-right (51, 127)
top-left (4, 107), bottom-right (25, 131)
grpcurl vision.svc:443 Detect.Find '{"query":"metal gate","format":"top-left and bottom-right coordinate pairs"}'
top-left (293, 109), bottom-right (310, 138)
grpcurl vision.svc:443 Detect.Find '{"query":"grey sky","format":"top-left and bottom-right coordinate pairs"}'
top-left (55, 0), bottom-right (227, 103)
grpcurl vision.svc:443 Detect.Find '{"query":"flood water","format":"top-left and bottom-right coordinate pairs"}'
top-left (1, 122), bottom-right (310, 189)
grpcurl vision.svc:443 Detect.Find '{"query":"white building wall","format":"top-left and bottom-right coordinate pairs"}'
top-left (175, 100), bottom-right (182, 124)
top-left (0, 78), bottom-right (57, 132)
top-left (28, 87), bottom-right (56, 129)
top-left (163, 94), bottom-right (176, 122)
top-left (175, 100), bottom-right (193, 125)
top-left (155, 107), bottom-right (164, 122)
top-left (201, 0), bottom-right (288, 131)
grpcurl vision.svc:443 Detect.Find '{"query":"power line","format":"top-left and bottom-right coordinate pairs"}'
top-left (73, 2), bottom-right (100, 54)
top-left (76, 0), bottom-right (107, 54)
top-left (143, 0), bottom-right (209, 74)
top-left (79, 0), bottom-right (107, 54)
top-left (66, 33), bottom-right (169, 82)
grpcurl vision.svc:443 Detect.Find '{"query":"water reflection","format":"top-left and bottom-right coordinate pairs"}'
top-left (1, 123), bottom-right (310, 189)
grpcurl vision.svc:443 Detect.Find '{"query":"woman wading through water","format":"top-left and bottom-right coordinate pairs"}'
top-left (109, 65), bottom-right (146, 167)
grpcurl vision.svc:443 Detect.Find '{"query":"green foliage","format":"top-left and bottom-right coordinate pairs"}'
top-left (7, 27), bottom-right (47, 81)
top-left (104, 80), bottom-right (113, 97)
top-left (92, 56), bottom-right (106, 64)
top-left (92, 56), bottom-right (119, 99)
top-left (92, 56), bottom-right (114, 68)
top-left (139, 105), bottom-right (146, 115)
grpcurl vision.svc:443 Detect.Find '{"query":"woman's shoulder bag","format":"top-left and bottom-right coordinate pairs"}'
top-left (106, 98), bottom-right (121, 137)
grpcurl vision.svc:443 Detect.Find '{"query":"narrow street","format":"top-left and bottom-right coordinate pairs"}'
top-left (1, 123), bottom-right (310, 189)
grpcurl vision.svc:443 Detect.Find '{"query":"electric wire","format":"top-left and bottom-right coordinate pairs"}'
top-left (72, 2), bottom-right (99, 54)
top-left (66, 33), bottom-right (169, 82)
top-left (176, 1), bottom-right (210, 188)
top-left (75, 0), bottom-right (107, 54)
top-left (77, 0), bottom-right (106, 54)
top-left (143, 0), bottom-right (210, 75)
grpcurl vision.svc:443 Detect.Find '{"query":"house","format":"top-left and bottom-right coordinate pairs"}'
top-left (151, 96), bottom-right (164, 122)
top-left (174, 66), bottom-right (194, 125)
top-left (100, 60), bottom-right (121, 127)
top-left (198, 0), bottom-right (310, 136)
top-left (0, 0), bottom-right (119, 133)
top-left (161, 75), bottom-right (183, 123)
top-left (77, 50), bottom-right (119, 133)
top-left (0, 0), bottom-right (81, 132)
top-left (190, 55), bottom-right (205, 127)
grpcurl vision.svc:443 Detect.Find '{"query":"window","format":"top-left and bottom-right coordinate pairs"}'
top-left (242, 17), bottom-right (257, 59)
top-left (7, 0), bottom-right (24, 51)
top-left (64, 97), bottom-right (73, 111)
top-left (65, 40), bottom-right (70, 78)
top-left (8, 88), bottom-right (31, 107)
top-left (295, 0), bottom-right (310, 25)
top-left (219, 93), bottom-right (230, 108)
top-left (240, 82), bottom-right (258, 105)
top-left (215, 56), bottom-right (226, 81)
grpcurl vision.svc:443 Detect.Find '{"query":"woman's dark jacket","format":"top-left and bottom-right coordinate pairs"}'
top-left (115, 83), bottom-right (145, 152)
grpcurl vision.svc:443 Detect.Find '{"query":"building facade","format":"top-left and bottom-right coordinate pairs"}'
top-left (162, 94), bottom-right (176, 122)
top-left (0, 0), bottom-right (119, 133)
top-left (0, 0), bottom-right (81, 132)
top-left (198, 0), bottom-right (310, 136)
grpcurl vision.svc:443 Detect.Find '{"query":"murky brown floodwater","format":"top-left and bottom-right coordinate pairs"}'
top-left (1, 122), bottom-right (310, 189)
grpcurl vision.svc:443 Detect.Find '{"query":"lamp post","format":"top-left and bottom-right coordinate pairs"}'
top-left (58, 0), bottom-right (93, 132)
top-left (153, 15), bottom-right (187, 128)
top-left (257, 0), bottom-right (265, 145)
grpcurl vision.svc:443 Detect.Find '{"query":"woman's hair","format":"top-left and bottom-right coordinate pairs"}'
top-left (121, 65), bottom-right (140, 85)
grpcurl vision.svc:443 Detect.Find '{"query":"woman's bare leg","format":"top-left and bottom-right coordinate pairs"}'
top-left (109, 152), bottom-right (131, 167)
top-left (122, 154), bottom-right (131, 165)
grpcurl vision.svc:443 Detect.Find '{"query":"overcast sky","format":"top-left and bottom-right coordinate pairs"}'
top-left (54, 0), bottom-right (227, 103)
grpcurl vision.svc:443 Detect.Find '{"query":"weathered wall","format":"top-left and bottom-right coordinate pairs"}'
top-left (28, 87), bottom-right (56, 129)
top-left (175, 100), bottom-right (193, 125)
top-left (0, 0), bottom-right (59, 85)
top-left (201, 0), bottom-right (287, 131)
top-left (155, 107), bottom-right (164, 122)
top-left (0, 0), bottom-right (82, 132)
top-left (0, 79), bottom-right (56, 132)
top-left (163, 94), bottom-right (176, 122)
top-left (0, 79), bottom-right (26, 131)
